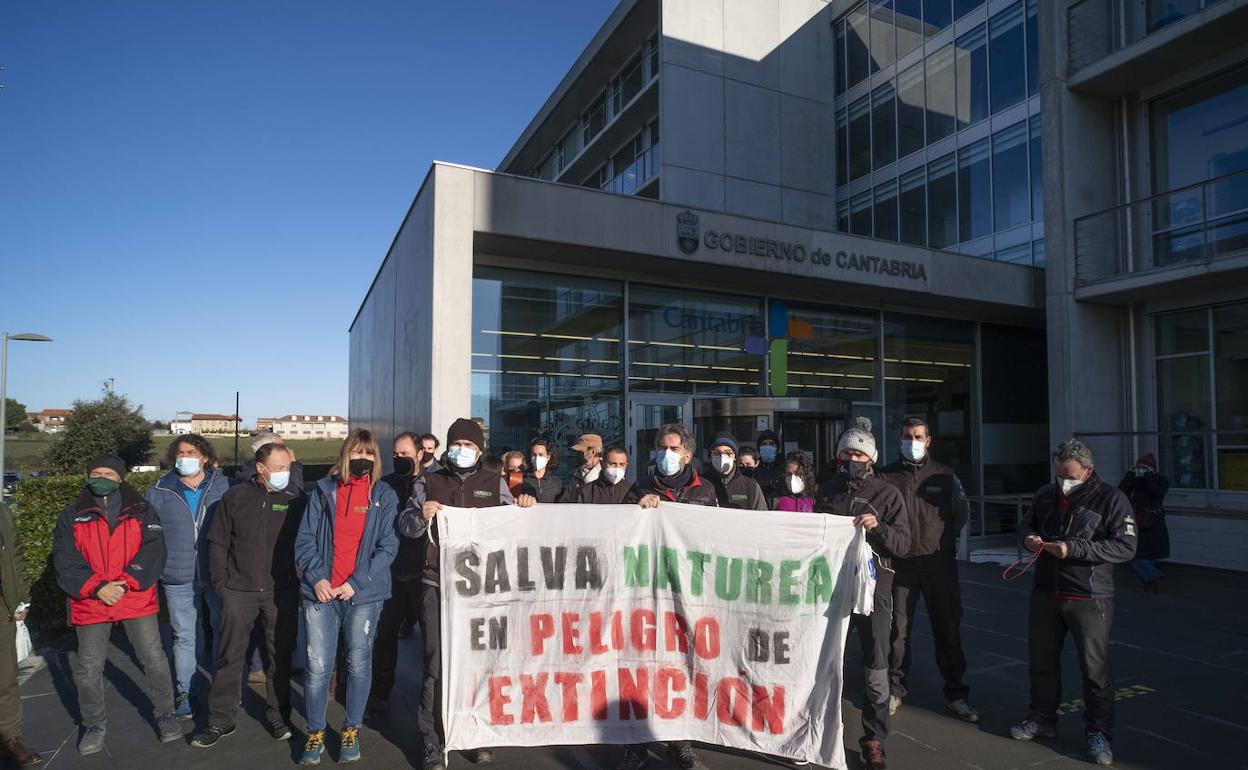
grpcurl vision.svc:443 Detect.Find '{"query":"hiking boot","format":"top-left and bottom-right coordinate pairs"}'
top-left (157, 715), bottom-right (183, 744)
top-left (464, 748), bottom-right (495, 764)
top-left (299, 730), bottom-right (326, 765)
top-left (174, 691), bottom-right (193, 721)
top-left (888, 695), bottom-right (902, 716)
top-left (191, 724), bottom-right (236, 748)
top-left (947, 699), bottom-right (980, 723)
top-left (666, 741), bottom-right (705, 770)
top-left (266, 715), bottom-right (292, 741)
top-left (1010, 718), bottom-right (1057, 741)
top-left (2, 737), bottom-right (44, 766)
top-left (861, 740), bottom-right (887, 770)
top-left (78, 726), bottom-right (106, 756)
top-left (422, 745), bottom-right (446, 770)
top-left (1086, 731), bottom-right (1114, 766)
top-left (615, 745), bottom-right (648, 770)
top-left (338, 725), bottom-right (361, 763)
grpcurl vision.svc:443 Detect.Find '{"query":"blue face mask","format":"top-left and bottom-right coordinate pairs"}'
top-left (657, 449), bottom-right (683, 476)
top-left (265, 471), bottom-right (290, 491)
top-left (759, 445), bottom-right (778, 463)
top-left (175, 457), bottom-right (201, 477)
top-left (448, 445), bottom-right (479, 469)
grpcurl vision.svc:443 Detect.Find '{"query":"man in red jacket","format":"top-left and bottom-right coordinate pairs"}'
top-left (53, 455), bottom-right (181, 755)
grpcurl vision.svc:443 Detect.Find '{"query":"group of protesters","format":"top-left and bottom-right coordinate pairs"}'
top-left (0, 410), bottom-right (1163, 769)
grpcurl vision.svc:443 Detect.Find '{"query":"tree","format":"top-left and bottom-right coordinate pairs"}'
top-left (4, 398), bottom-right (27, 432)
top-left (46, 389), bottom-right (154, 473)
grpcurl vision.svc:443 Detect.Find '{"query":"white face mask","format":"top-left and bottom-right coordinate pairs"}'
top-left (604, 466), bottom-right (626, 485)
top-left (657, 449), bottom-right (683, 476)
top-left (531, 455), bottom-right (549, 471)
top-left (1059, 477), bottom-right (1084, 496)
top-left (787, 474), bottom-right (805, 495)
top-left (712, 454), bottom-right (734, 474)
top-left (900, 440), bottom-right (927, 462)
top-left (583, 463), bottom-right (601, 483)
top-left (448, 445), bottom-right (479, 469)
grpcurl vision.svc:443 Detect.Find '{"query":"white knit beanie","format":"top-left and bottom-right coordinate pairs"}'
top-left (837, 416), bottom-right (878, 463)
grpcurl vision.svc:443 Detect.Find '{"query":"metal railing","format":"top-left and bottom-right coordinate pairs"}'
top-left (962, 493), bottom-right (1034, 561)
top-left (600, 144), bottom-right (660, 196)
top-left (1075, 429), bottom-right (1248, 495)
top-left (1067, 0), bottom-right (1232, 73)
top-left (1074, 167), bottom-right (1248, 285)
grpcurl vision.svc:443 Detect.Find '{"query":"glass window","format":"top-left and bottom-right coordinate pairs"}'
top-left (1150, 65), bottom-right (1248, 193)
top-left (836, 107), bottom-right (849, 187)
top-left (1157, 308), bottom-right (1210, 356)
top-left (628, 286), bottom-right (764, 396)
top-left (472, 268), bottom-right (623, 464)
top-left (898, 62), bottom-right (926, 157)
top-left (838, 199), bottom-right (851, 233)
top-left (895, 0), bottom-right (924, 57)
top-left (955, 25), bottom-right (988, 130)
top-left (874, 179), bottom-right (900, 241)
top-left (1157, 352), bottom-right (1211, 489)
top-left (1148, 0), bottom-right (1202, 33)
top-left (871, 0), bottom-right (896, 71)
top-left (900, 167), bottom-right (927, 245)
top-left (1214, 302), bottom-right (1248, 490)
top-left (582, 95), bottom-right (606, 146)
top-left (924, 0), bottom-right (952, 36)
top-left (849, 94), bottom-right (873, 180)
top-left (835, 20), bottom-right (848, 96)
top-left (981, 324), bottom-right (1049, 501)
top-left (847, 2), bottom-right (872, 88)
top-left (1025, 0), bottom-right (1038, 97)
top-left (955, 0), bottom-right (984, 19)
top-left (612, 53), bottom-right (646, 114)
top-left (558, 126), bottom-right (581, 169)
top-left (872, 82), bottom-right (897, 169)
top-left (995, 243), bottom-right (1031, 263)
top-left (851, 190), bottom-right (874, 236)
top-left (1029, 114), bottom-right (1044, 221)
top-left (649, 36), bottom-right (660, 79)
top-left (782, 304), bottom-right (880, 401)
top-left (989, 2), bottom-right (1026, 114)
top-left (536, 150), bottom-right (559, 181)
top-left (959, 138), bottom-right (992, 241)
top-left (1032, 238), bottom-right (1046, 266)
top-left (992, 121), bottom-right (1030, 231)
top-left (928, 152), bottom-right (958, 247)
top-left (926, 44), bottom-right (956, 143)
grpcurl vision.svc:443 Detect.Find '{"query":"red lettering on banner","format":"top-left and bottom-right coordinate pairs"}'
top-left (654, 667), bottom-right (687, 719)
top-left (488, 676), bottom-right (514, 725)
top-left (751, 684), bottom-right (786, 734)
top-left (694, 618), bottom-right (720, 660)
top-left (520, 673), bottom-right (553, 723)
top-left (554, 672), bottom-right (583, 722)
top-left (618, 667), bottom-right (649, 719)
top-left (588, 612), bottom-right (610, 654)
top-left (715, 677), bottom-right (750, 727)
top-left (693, 672), bottom-right (710, 720)
top-left (530, 614), bottom-right (554, 655)
top-left (630, 609), bottom-right (656, 651)
top-left (562, 613), bottom-right (583, 654)
top-left (663, 612), bottom-right (690, 653)
top-left (590, 670), bottom-right (608, 720)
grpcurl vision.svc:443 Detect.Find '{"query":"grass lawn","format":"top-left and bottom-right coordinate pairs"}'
top-left (4, 433), bottom-right (343, 474)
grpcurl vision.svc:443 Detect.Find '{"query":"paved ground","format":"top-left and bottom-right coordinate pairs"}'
top-left (14, 561), bottom-right (1248, 770)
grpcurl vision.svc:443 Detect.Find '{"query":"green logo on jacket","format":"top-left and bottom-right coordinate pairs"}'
top-left (730, 494), bottom-right (748, 502)
top-left (473, 490), bottom-right (494, 499)
top-left (272, 504), bottom-right (289, 512)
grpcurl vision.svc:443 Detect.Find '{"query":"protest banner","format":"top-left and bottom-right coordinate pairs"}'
top-left (438, 502), bottom-right (874, 768)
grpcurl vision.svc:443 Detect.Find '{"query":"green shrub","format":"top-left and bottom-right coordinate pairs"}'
top-left (12, 471), bottom-right (161, 631)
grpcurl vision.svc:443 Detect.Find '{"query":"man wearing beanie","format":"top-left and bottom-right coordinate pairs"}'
top-left (53, 455), bottom-right (181, 755)
top-left (397, 418), bottom-right (535, 770)
top-left (752, 429), bottom-right (783, 503)
top-left (814, 418), bottom-right (910, 770)
top-left (706, 433), bottom-right (767, 510)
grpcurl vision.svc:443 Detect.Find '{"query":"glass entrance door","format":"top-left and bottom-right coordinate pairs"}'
top-left (627, 395), bottom-right (692, 480)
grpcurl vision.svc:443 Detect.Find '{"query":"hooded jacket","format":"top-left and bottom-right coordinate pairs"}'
top-left (53, 483), bottom-right (166, 625)
top-left (206, 477), bottom-right (306, 593)
top-left (145, 468), bottom-right (232, 585)
top-left (814, 470), bottom-right (910, 573)
top-left (878, 456), bottom-right (968, 570)
top-left (0, 502), bottom-right (30, 618)
top-left (295, 475), bottom-right (399, 605)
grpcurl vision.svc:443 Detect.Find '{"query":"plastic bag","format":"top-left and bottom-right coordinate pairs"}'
top-left (15, 620), bottom-right (32, 662)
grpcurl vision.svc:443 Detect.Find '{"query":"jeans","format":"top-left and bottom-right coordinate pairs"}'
top-left (163, 581), bottom-right (222, 696)
top-left (890, 564), bottom-right (970, 702)
top-left (72, 615), bottom-right (175, 728)
top-left (850, 577), bottom-right (894, 746)
top-left (208, 587), bottom-right (298, 728)
top-left (1027, 591), bottom-right (1116, 737)
top-left (1131, 558), bottom-right (1164, 584)
top-left (302, 599), bottom-right (382, 732)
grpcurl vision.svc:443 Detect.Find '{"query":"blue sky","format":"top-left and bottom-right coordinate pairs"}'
top-left (0, 0), bottom-right (617, 425)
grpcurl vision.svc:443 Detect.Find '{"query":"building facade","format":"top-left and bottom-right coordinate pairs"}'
top-left (349, 0), bottom-right (1247, 567)
top-left (263, 415), bottom-right (350, 441)
top-left (30, 409), bottom-right (70, 433)
top-left (186, 413), bottom-right (241, 435)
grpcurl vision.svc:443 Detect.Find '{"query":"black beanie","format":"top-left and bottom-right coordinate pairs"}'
top-left (87, 453), bottom-right (127, 479)
top-left (446, 418), bottom-right (484, 449)
top-left (756, 429), bottom-right (779, 445)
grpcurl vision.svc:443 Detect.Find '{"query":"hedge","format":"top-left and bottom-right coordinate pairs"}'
top-left (12, 471), bottom-right (161, 632)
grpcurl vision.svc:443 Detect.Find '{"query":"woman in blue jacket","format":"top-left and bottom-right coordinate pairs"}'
top-left (294, 430), bottom-right (398, 765)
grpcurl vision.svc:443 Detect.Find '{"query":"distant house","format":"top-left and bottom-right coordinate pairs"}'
top-left (188, 413), bottom-right (242, 435)
top-left (170, 418), bottom-right (193, 435)
top-left (262, 415), bottom-right (349, 440)
top-left (31, 409), bottom-right (71, 433)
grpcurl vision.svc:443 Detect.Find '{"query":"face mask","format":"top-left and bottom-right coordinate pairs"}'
top-left (175, 457), bottom-right (201, 477)
top-left (840, 459), bottom-right (870, 481)
top-left (583, 464), bottom-right (601, 483)
top-left (1060, 477), bottom-right (1084, 496)
top-left (604, 466), bottom-right (626, 485)
top-left (712, 454), bottom-right (734, 474)
top-left (739, 465), bottom-right (756, 477)
top-left (759, 445), bottom-right (778, 463)
top-left (422, 452), bottom-right (436, 467)
top-left (348, 458), bottom-right (374, 477)
top-left (657, 449), bottom-right (683, 476)
top-left (265, 471), bottom-right (291, 491)
top-left (393, 456), bottom-right (416, 476)
top-left (87, 477), bottom-right (119, 497)
top-left (448, 445), bottom-right (479, 469)
top-left (531, 455), bottom-right (549, 471)
top-left (787, 474), bottom-right (805, 495)
top-left (900, 440), bottom-right (927, 462)
top-left (1135, 467), bottom-right (1147, 477)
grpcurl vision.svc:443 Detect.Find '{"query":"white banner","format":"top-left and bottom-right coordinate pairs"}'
top-left (438, 502), bottom-right (874, 769)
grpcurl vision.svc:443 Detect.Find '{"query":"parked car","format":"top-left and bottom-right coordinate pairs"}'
top-left (2, 472), bottom-right (22, 494)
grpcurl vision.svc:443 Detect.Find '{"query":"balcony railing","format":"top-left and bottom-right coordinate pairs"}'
top-left (1073, 167), bottom-right (1248, 285)
top-left (1066, 0), bottom-right (1232, 73)
top-left (600, 144), bottom-right (660, 196)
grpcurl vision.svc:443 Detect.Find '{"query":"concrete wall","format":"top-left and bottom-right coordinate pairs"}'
top-left (659, 0), bottom-right (837, 230)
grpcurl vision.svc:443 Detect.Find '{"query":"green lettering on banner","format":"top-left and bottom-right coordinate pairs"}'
top-left (714, 556), bottom-right (743, 601)
top-left (657, 547), bottom-right (682, 594)
top-left (746, 559), bottom-right (773, 604)
top-left (623, 545), bottom-right (650, 587)
top-left (778, 560), bottom-right (802, 605)
top-left (806, 556), bottom-right (833, 604)
top-left (686, 551), bottom-right (710, 596)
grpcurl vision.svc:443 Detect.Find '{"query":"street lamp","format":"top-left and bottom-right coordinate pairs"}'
top-left (1, 332), bottom-right (54, 490)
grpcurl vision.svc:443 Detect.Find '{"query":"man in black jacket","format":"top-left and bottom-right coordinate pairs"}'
top-left (815, 418), bottom-right (909, 770)
top-left (0, 502), bottom-right (41, 767)
top-left (580, 446), bottom-right (640, 504)
top-left (878, 418), bottom-right (977, 723)
top-left (193, 443), bottom-right (305, 747)
top-left (1011, 439), bottom-right (1136, 767)
top-left (561, 433), bottom-right (604, 503)
top-left (751, 429), bottom-right (783, 503)
top-left (705, 433), bottom-right (767, 510)
top-left (235, 430), bottom-right (306, 490)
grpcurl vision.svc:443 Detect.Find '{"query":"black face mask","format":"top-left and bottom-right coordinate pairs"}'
top-left (840, 459), bottom-right (871, 481)
top-left (421, 452), bottom-right (436, 467)
top-left (349, 459), bottom-right (374, 477)
top-left (393, 456), bottom-right (415, 476)
top-left (739, 465), bottom-right (756, 478)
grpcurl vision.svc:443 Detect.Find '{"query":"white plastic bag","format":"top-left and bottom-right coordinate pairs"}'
top-left (15, 620), bottom-right (32, 662)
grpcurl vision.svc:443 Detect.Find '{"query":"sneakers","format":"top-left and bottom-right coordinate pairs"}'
top-left (174, 691), bottom-right (193, 721)
top-left (422, 745), bottom-right (447, 770)
top-left (78, 725), bottom-right (106, 756)
top-left (299, 730), bottom-right (326, 765)
top-left (266, 715), bottom-right (292, 741)
top-left (157, 715), bottom-right (183, 744)
top-left (946, 699), bottom-right (980, 723)
top-left (1010, 718), bottom-right (1057, 741)
top-left (191, 724), bottom-right (236, 748)
top-left (615, 745), bottom-right (648, 770)
top-left (888, 695), bottom-right (902, 716)
top-left (666, 741), bottom-right (705, 770)
top-left (1086, 731), bottom-right (1114, 766)
top-left (3, 737), bottom-right (44, 767)
top-left (861, 740), bottom-right (888, 770)
top-left (464, 748), bottom-right (495, 764)
top-left (339, 725), bottom-right (362, 763)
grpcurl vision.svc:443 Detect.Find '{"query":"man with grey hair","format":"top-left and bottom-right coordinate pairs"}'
top-left (1011, 439), bottom-right (1136, 767)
